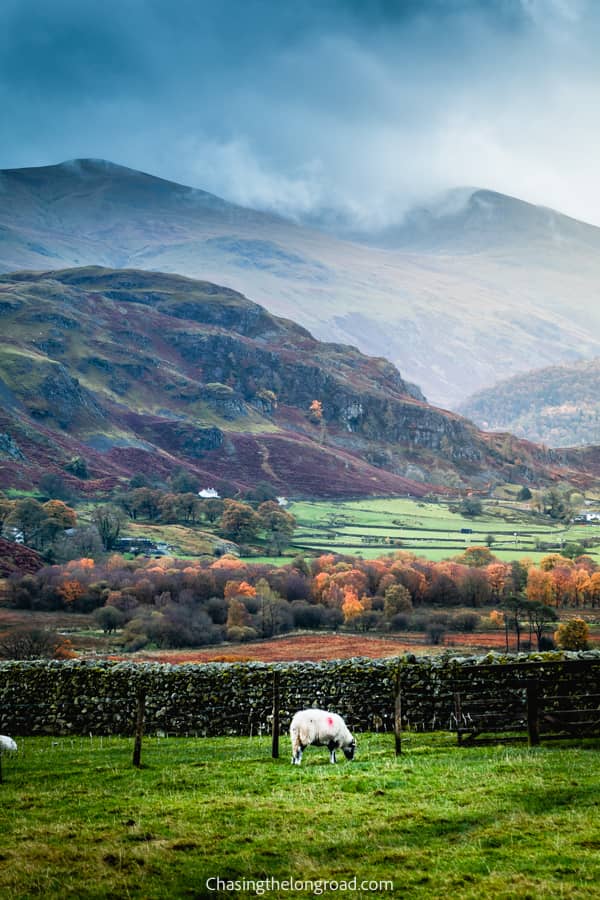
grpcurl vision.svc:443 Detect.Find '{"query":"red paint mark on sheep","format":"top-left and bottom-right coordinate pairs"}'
top-left (327, 716), bottom-right (334, 727)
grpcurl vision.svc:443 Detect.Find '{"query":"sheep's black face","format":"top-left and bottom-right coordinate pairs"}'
top-left (343, 740), bottom-right (356, 761)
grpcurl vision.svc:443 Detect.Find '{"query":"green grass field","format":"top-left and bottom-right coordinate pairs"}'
top-left (1, 734), bottom-right (600, 898)
top-left (287, 498), bottom-right (600, 564)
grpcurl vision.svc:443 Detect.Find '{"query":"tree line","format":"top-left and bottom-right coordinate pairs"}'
top-left (3, 546), bottom-right (596, 653)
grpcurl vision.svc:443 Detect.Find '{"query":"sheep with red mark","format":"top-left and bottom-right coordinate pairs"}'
top-left (0, 735), bottom-right (17, 753)
top-left (290, 709), bottom-right (356, 765)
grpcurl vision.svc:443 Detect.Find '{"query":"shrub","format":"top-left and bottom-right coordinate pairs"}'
top-left (226, 625), bottom-right (258, 643)
top-left (93, 605), bottom-right (126, 634)
top-left (409, 614), bottom-right (429, 632)
top-left (291, 601), bottom-right (325, 629)
top-left (389, 613), bottom-right (410, 632)
top-left (554, 618), bottom-right (590, 650)
top-left (426, 623), bottom-right (446, 645)
top-left (449, 612), bottom-right (480, 633)
top-left (0, 627), bottom-right (69, 659)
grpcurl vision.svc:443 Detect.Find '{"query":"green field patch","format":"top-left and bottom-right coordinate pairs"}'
top-left (1, 734), bottom-right (599, 898)
top-left (288, 498), bottom-right (600, 563)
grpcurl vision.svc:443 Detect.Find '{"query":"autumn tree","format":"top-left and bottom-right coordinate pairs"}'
top-left (554, 617), bottom-right (590, 650)
top-left (57, 579), bottom-right (85, 607)
top-left (254, 577), bottom-right (291, 637)
top-left (257, 501), bottom-right (296, 553)
top-left (226, 597), bottom-right (252, 630)
top-left (93, 605), bottom-right (126, 634)
top-left (220, 500), bottom-right (261, 543)
top-left (92, 505), bottom-right (124, 551)
top-left (224, 580), bottom-right (256, 600)
top-left (342, 587), bottom-right (364, 623)
top-left (526, 566), bottom-right (556, 608)
top-left (383, 583), bottom-right (413, 620)
top-left (42, 499), bottom-right (77, 536)
top-left (523, 600), bottom-right (558, 649)
top-left (572, 568), bottom-right (591, 608)
top-left (0, 494), bottom-right (16, 532)
top-left (308, 399), bottom-right (323, 423)
top-left (540, 553), bottom-right (572, 572)
top-left (454, 546), bottom-right (496, 568)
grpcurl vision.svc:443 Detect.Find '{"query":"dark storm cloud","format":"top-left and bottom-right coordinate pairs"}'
top-left (1, 0), bottom-right (599, 226)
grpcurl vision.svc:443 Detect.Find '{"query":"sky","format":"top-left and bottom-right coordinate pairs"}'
top-left (1, 0), bottom-right (599, 229)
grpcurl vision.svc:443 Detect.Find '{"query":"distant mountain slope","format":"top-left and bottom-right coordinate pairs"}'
top-left (2, 160), bottom-right (600, 407)
top-left (459, 358), bottom-right (600, 448)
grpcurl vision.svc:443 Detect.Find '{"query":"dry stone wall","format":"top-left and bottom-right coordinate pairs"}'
top-left (1, 651), bottom-right (599, 737)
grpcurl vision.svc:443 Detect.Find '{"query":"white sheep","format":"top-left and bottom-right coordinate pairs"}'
top-left (290, 709), bottom-right (356, 765)
top-left (0, 735), bottom-right (17, 753)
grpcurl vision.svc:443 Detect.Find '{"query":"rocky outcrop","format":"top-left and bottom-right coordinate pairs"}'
top-left (0, 432), bottom-right (25, 460)
top-left (37, 365), bottom-right (106, 429)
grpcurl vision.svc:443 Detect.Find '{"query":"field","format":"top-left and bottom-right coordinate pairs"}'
top-left (286, 497), bottom-right (600, 564)
top-left (115, 631), bottom-right (517, 664)
top-left (57, 493), bottom-right (600, 566)
top-left (1, 734), bottom-right (600, 899)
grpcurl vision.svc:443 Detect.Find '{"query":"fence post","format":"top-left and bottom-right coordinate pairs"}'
top-left (526, 680), bottom-right (540, 747)
top-left (271, 670), bottom-right (280, 759)
top-left (132, 688), bottom-right (146, 768)
top-left (394, 663), bottom-right (402, 756)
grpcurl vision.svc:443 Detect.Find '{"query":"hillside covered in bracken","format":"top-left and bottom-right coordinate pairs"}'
top-left (459, 358), bottom-right (600, 448)
top-left (0, 265), bottom-right (582, 498)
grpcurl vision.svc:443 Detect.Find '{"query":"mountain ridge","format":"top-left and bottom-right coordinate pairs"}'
top-left (2, 159), bottom-right (600, 407)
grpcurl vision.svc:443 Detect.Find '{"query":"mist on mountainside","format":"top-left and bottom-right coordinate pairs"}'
top-left (2, 159), bottom-right (600, 410)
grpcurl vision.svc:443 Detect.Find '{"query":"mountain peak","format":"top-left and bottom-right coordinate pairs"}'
top-left (364, 186), bottom-right (600, 254)
top-left (56, 158), bottom-right (145, 176)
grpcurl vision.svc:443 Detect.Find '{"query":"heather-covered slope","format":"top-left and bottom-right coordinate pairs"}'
top-left (0, 266), bottom-right (569, 496)
top-left (459, 358), bottom-right (600, 448)
top-left (2, 160), bottom-right (600, 407)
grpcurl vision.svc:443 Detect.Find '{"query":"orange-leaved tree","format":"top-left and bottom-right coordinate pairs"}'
top-left (342, 587), bottom-right (364, 623)
top-left (308, 399), bottom-right (323, 423)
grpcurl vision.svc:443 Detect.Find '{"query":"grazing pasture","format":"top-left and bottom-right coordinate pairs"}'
top-left (287, 497), bottom-right (600, 563)
top-left (1, 734), bottom-right (599, 899)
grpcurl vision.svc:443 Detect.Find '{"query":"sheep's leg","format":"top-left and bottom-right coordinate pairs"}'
top-left (291, 742), bottom-right (304, 765)
top-left (328, 740), bottom-right (337, 764)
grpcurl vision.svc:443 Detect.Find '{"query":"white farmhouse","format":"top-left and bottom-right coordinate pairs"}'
top-left (198, 488), bottom-right (220, 498)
